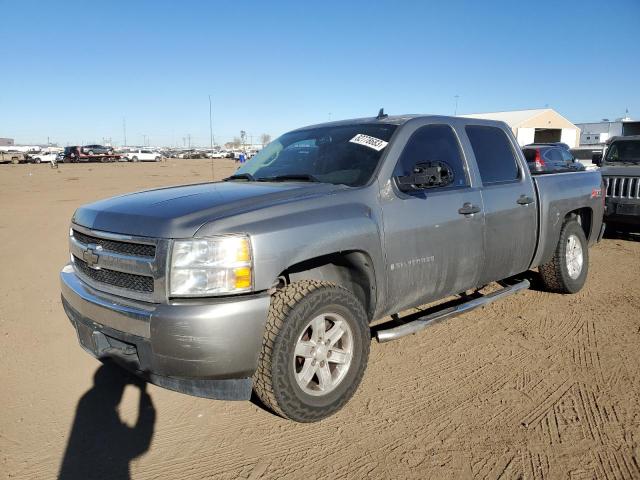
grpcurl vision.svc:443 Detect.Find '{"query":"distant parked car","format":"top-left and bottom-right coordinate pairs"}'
top-left (29, 151), bottom-right (59, 164)
top-left (207, 151), bottom-right (225, 158)
top-left (523, 144), bottom-right (585, 173)
top-left (82, 144), bottom-right (114, 155)
top-left (125, 149), bottom-right (162, 162)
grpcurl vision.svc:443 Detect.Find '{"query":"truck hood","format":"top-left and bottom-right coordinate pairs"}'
top-left (600, 164), bottom-right (640, 177)
top-left (72, 181), bottom-right (344, 238)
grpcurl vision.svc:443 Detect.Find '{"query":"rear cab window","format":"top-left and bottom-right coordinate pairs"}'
top-left (465, 125), bottom-right (520, 184)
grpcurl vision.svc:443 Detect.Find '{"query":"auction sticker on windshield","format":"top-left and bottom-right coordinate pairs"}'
top-left (349, 134), bottom-right (389, 151)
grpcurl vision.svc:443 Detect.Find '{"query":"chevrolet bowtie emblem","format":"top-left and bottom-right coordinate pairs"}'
top-left (82, 244), bottom-right (101, 268)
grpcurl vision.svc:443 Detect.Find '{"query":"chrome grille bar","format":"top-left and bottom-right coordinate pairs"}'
top-left (604, 176), bottom-right (640, 199)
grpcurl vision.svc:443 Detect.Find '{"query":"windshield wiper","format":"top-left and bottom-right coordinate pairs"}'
top-left (257, 174), bottom-right (321, 183)
top-left (223, 173), bottom-right (256, 182)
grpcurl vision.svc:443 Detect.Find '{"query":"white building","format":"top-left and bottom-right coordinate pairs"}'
top-left (575, 118), bottom-right (640, 146)
top-left (461, 108), bottom-right (581, 148)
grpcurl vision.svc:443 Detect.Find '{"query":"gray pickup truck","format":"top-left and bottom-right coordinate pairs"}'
top-left (593, 135), bottom-right (640, 227)
top-left (60, 113), bottom-right (604, 422)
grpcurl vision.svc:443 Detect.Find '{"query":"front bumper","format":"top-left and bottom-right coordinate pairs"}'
top-left (60, 264), bottom-right (270, 400)
top-left (604, 198), bottom-right (640, 226)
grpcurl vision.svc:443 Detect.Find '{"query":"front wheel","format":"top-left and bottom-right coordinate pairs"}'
top-left (131, 156), bottom-right (139, 162)
top-left (253, 280), bottom-right (370, 422)
top-left (155, 156), bottom-right (161, 162)
top-left (539, 218), bottom-right (589, 293)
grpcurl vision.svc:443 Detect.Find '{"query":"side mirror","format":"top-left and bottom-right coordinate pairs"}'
top-left (396, 161), bottom-right (454, 192)
top-left (592, 152), bottom-right (602, 165)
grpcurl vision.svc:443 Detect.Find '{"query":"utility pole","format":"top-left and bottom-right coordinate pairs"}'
top-left (187, 134), bottom-right (191, 149)
top-left (454, 95), bottom-right (460, 116)
top-left (209, 95), bottom-right (215, 179)
top-left (209, 95), bottom-right (214, 152)
top-left (123, 117), bottom-right (127, 147)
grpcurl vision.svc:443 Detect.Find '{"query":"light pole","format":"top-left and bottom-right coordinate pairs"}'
top-left (209, 95), bottom-right (214, 154)
top-left (209, 95), bottom-right (215, 179)
top-left (454, 95), bottom-right (460, 116)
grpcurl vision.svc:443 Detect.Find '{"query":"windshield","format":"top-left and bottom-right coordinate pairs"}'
top-left (234, 124), bottom-right (397, 186)
top-left (605, 140), bottom-right (640, 164)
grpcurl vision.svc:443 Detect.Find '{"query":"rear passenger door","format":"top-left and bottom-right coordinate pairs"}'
top-left (464, 125), bottom-right (537, 284)
top-left (381, 123), bottom-right (485, 313)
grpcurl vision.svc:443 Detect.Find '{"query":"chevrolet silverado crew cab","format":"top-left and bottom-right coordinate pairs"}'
top-left (60, 112), bottom-right (604, 422)
top-left (593, 135), bottom-right (640, 227)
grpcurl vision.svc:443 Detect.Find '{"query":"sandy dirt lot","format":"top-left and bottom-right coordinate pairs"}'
top-left (1, 159), bottom-right (639, 480)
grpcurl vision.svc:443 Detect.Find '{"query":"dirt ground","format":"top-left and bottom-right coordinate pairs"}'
top-left (1, 159), bottom-right (639, 480)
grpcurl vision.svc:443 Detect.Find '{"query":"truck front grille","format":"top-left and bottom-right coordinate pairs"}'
top-left (72, 230), bottom-right (155, 258)
top-left (604, 177), bottom-right (640, 199)
top-left (70, 225), bottom-right (167, 302)
top-left (73, 255), bottom-right (154, 293)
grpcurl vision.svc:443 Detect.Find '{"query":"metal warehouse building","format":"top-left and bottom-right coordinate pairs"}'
top-left (461, 109), bottom-right (581, 148)
top-left (575, 118), bottom-right (640, 146)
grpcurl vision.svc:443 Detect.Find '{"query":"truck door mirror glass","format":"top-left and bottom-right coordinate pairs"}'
top-left (592, 152), bottom-right (602, 165)
top-left (396, 161), bottom-right (454, 191)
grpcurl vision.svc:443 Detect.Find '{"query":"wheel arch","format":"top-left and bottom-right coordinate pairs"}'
top-left (564, 207), bottom-right (593, 242)
top-left (278, 250), bottom-right (377, 322)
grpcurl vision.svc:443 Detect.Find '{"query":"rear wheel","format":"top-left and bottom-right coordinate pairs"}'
top-left (253, 280), bottom-right (370, 422)
top-left (132, 156), bottom-right (139, 162)
top-left (539, 218), bottom-right (588, 293)
top-left (155, 156), bottom-right (161, 162)
top-left (34, 158), bottom-right (41, 164)
top-left (11, 157), bottom-right (19, 164)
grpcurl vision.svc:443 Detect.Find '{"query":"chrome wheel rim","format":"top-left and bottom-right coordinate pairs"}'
top-left (293, 312), bottom-right (354, 396)
top-left (566, 234), bottom-right (584, 280)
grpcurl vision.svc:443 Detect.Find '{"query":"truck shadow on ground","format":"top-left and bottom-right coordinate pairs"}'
top-left (58, 361), bottom-right (156, 480)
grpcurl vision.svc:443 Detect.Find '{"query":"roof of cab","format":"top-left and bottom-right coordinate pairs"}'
top-left (291, 114), bottom-right (508, 132)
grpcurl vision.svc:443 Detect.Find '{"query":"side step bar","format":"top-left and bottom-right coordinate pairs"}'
top-left (375, 279), bottom-right (530, 343)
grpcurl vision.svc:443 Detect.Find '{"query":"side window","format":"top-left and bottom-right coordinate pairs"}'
top-left (465, 125), bottom-right (520, 184)
top-left (545, 148), bottom-right (563, 163)
top-left (394, 124), bottom-right (469, 188)
top-left (560, 149), bottom-right (574, 162)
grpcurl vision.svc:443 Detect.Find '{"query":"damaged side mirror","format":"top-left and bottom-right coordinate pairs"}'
top-left (396, 161), bottom-right (455, 192)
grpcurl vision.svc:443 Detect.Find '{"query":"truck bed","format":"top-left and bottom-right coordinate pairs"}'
top-left (530, 169), bottom-right (604, 269)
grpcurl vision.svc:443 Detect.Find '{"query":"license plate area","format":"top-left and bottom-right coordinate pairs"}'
top-left (77, 322), bottom-right (98, 354)
top-left (617, 203), bottom-right (640, 216)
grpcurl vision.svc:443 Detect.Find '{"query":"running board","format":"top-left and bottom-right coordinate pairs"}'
top-left (375, 279), bottom-right (530, 343)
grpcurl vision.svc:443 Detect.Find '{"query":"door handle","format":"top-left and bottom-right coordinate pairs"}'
top-left (517, 195), bottom-right (534, 205)
top-left (458, 202), bottom-right (481, 215)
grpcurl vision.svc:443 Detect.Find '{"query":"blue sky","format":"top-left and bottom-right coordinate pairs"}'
top-left (1, 0), bottom-right (638, 146)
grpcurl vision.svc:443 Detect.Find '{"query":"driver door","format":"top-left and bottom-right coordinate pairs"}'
top-left (381, 123), bottom-right (485, 314)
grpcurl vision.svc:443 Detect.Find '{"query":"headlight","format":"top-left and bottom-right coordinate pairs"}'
top-left (169, 235), bottom-right (252, 296)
